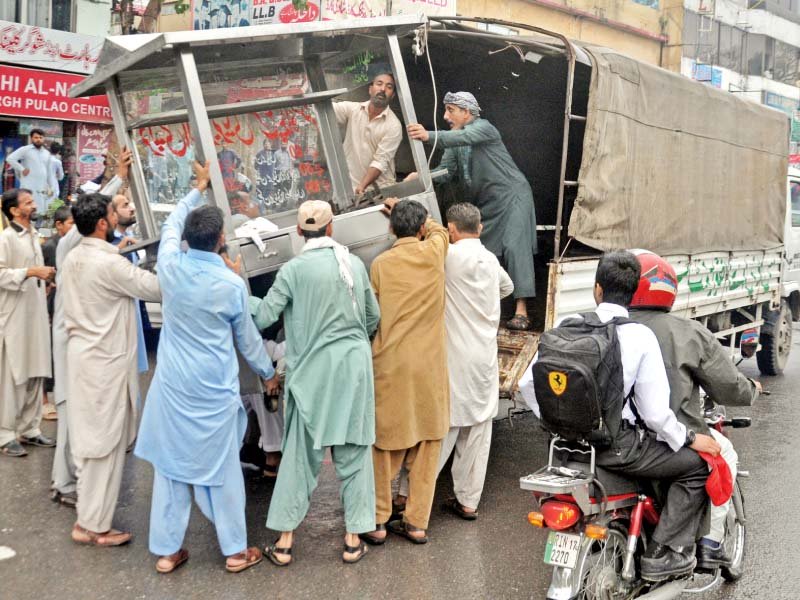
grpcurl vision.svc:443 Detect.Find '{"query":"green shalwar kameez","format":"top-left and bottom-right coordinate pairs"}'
top-left (251, 247), bottom-right (380, 533)
top-left (429, 118), bottom-right (537, 298)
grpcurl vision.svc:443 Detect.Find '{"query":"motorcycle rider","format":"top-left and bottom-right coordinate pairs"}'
top-left (520, 250), bottom-right (721, 581)
top-left (628, 250), bottom-right (760, 570)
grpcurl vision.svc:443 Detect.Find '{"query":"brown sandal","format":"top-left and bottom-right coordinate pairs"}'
top-left (226, 546), bottom-right (262, 573)
top-left (156, 548), bottom-right (189, 574)
top-left (506, 314), bottom-right (531, 331)
top-left (71, 524), bottom-right (132, 547)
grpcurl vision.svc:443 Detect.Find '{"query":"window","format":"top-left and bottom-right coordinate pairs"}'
top-left (745, 33), bottom-right (767, 76)
top-left (211, 108), bottom-right (333, 222)
top-left (130, 122), bottom-right (195, 229)
top-left (792, 181), bottom-right (800, 227)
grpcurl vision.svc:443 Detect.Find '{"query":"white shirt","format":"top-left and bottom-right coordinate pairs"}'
top-left (445, 238), bottom-right (514, 426)
top-left (333, 100), bottom-right (402, 192)
top-left (6, 144), bottom-right (57, 212)
top-left (519, 302), bottom-right (687, 451)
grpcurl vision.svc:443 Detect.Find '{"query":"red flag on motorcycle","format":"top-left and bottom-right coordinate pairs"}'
top-left (698, 452), bottom-right (734, 506)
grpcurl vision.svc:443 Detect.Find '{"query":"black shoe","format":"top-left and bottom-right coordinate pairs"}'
top-left (696, 541), bottom-right (731, 570)
top-left (1, 440), bottom-right (27, 457)
top-left (20, 434), bottom-right (56, 448)
top-left (50, 489), bottom-right (78, 508)
top-left (640, 543), bottom-right (696, 582)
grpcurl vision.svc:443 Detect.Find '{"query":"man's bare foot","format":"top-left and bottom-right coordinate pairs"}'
top-left (342, 532), bottom-right (368, 563)
top-left (156, 548), bottom-right (189, 573)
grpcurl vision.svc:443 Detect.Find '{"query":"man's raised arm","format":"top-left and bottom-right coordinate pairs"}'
top-left (159, 160), bottom-right (210, 263)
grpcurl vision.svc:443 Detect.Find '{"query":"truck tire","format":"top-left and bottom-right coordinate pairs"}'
top-left (757, 303), bottom-right (792, 375)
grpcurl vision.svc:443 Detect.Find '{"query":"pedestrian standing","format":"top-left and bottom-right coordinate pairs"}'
top-left (62, 190), bottom-right (161, 547)
top-left (49, 152), bottom-right (131, 507)
top-left (362, 198), bottom-right (449, 545)
top-left (250, 200), bottom-right (380, 565)
top-left (0, 188), bottom-right (56, 457)
top-left (437, 203), bottom-right (513, 518)
top-left (5, 129), bottom-right (58, 216)
top-left (135, 161), bottom-right (277, 574)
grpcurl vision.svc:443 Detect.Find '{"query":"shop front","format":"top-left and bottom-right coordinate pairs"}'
top-left (0, 21), bottom-right (112, 213)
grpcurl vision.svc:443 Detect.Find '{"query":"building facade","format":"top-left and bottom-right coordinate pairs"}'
top-left (0, 11), bottom-right (114, 207)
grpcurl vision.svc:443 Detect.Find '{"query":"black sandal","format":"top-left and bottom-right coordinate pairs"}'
top-left (506, 314), bottom-right (531, 331)
top-left (359, 523), bottom-right (387, 546)
top-left (442, 498), bottom-right (478, 521)
top-left (342, 540), bottom-right (368, 564)
top-left (264, 540), bottom-right (293, 567)
top-left (387, 519), bottom-right (428, 544)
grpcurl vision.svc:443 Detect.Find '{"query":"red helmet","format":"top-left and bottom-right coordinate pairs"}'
top-left (630, 250), bottom-right (678, 311)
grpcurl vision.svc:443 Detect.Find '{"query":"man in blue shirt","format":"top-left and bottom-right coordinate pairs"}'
top-left (135, 160), bottom-right (279, 574)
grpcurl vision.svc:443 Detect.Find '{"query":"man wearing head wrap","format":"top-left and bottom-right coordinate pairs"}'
top-left (333, 64), bottom-right (403, 196)
top-left (408, 91), bottom-right (537, 330)
top-left (249, 200), bottom-right (380, 565)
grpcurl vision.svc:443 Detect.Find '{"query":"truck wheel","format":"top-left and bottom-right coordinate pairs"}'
top-left (757, 303), bottom-right (792, 375)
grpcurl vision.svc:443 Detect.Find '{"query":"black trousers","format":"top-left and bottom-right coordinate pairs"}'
top-left (597, 428), bottom-right (708, 551)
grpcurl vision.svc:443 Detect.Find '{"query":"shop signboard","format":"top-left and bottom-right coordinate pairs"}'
top-left (0, 20), bottom-right (102, 75)
top-left (391, 0), bottom-right (456, 17)
top-left (18, 118), bottom-right (64, 140)
top-left (322, 0), bottom-right (387, 19)
top-left (77, 123), bottom-right (113, 183)
top-left (0, 65), bottom-right (112, 124)
top-left (192, 0), bottom-right (321, 29)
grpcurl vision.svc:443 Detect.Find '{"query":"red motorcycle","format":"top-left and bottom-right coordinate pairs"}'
top-left (520, 399), bottom-right (750, 600)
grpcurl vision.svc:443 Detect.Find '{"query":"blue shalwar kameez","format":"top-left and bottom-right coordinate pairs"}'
top-left (135, 189), bottom-right (274, 557)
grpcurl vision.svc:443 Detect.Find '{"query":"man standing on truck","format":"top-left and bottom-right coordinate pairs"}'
top-left (519, 251), bottom-right (721, 581)
top-left (407, 92), bottom-right (537, 331)
top-left (333, 64), bottom-right (403, 196)
top-left (628, 250), bottom-right (760, 571)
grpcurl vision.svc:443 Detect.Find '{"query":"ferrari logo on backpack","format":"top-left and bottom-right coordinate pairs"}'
top-left (548, 371), bottom-right (568, 396)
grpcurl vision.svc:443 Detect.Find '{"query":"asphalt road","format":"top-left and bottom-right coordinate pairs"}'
top-left (2, 328), bottom-right (800, 599)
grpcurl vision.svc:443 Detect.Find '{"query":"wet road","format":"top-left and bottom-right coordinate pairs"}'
top-left (2, 329), bottom-right (800, 599)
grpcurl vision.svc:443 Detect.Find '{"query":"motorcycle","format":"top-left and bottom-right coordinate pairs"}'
top-left (520, 398), bottom-right (751, 600)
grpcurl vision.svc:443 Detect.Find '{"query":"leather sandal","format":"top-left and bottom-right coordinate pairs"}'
top-left (387, 519), bottom-right (428, 544)
top-left (71, 524), bottom-right (132, 547)
top-left (442, 497), bottom-right (478, 521)
top-left (264, 541), bottom-right (293, 567)
top-left (342, 540), bottom-right (368, 564)
top-left (226, 546), bottom-right (262, 573)
top-left (156, 548), bottom-right (189, 574)
top-left (359, 523), bottom-right (387, 546)
top-left (506, 314), bottom-right (531, 331)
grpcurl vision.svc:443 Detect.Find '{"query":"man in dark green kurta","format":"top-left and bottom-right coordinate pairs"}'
top-left (408, 91), bottom-right (536, 330)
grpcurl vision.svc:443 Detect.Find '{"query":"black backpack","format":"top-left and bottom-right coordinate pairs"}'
top-left (532, 312), bottom-right (633, 446)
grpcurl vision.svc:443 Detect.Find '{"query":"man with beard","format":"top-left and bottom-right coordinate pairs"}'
top-left (333, 64), bottom-right (403, 195)
top-left (0, 188), bottom-right (56, 457)
top-left (49, 150), bottom-right (131, 506)
top-left (6, 129), bottom-right (59, 216)
top-left (111, 193), bottom-right (150, 382)
top-left (407, 92), bottom-right (538, 331)
top-left (61, 192), bottom-right (161, 546)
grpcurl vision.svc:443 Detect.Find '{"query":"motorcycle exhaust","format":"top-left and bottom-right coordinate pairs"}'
top-left (635, 580), bottom-right (685, 600)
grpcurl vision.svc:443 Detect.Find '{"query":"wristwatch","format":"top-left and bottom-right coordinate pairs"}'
top-left (684, 429), bottom-right (696, 447)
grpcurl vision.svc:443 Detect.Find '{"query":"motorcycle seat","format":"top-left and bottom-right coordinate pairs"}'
top-left (560, 460), bottom-right (641, 497)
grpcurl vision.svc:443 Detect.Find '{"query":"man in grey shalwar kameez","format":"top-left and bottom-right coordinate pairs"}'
top-left (407, 91), bottom-right (537, 330)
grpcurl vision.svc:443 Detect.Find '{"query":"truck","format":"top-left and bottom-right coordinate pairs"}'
top-left (70, 14), bottom-right (793, 396)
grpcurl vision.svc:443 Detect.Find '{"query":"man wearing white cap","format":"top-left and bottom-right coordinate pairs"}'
top-left (250, 200), bottom-right (380, 566)
top-left (407, 91), bottom-right (538, 331)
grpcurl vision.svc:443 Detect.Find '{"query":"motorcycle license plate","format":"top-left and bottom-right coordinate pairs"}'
top-left (544, 531), bottom-right (581, 569)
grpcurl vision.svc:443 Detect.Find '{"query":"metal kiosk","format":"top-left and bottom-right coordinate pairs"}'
top-left (69, 15), bottom-right (437, 283)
